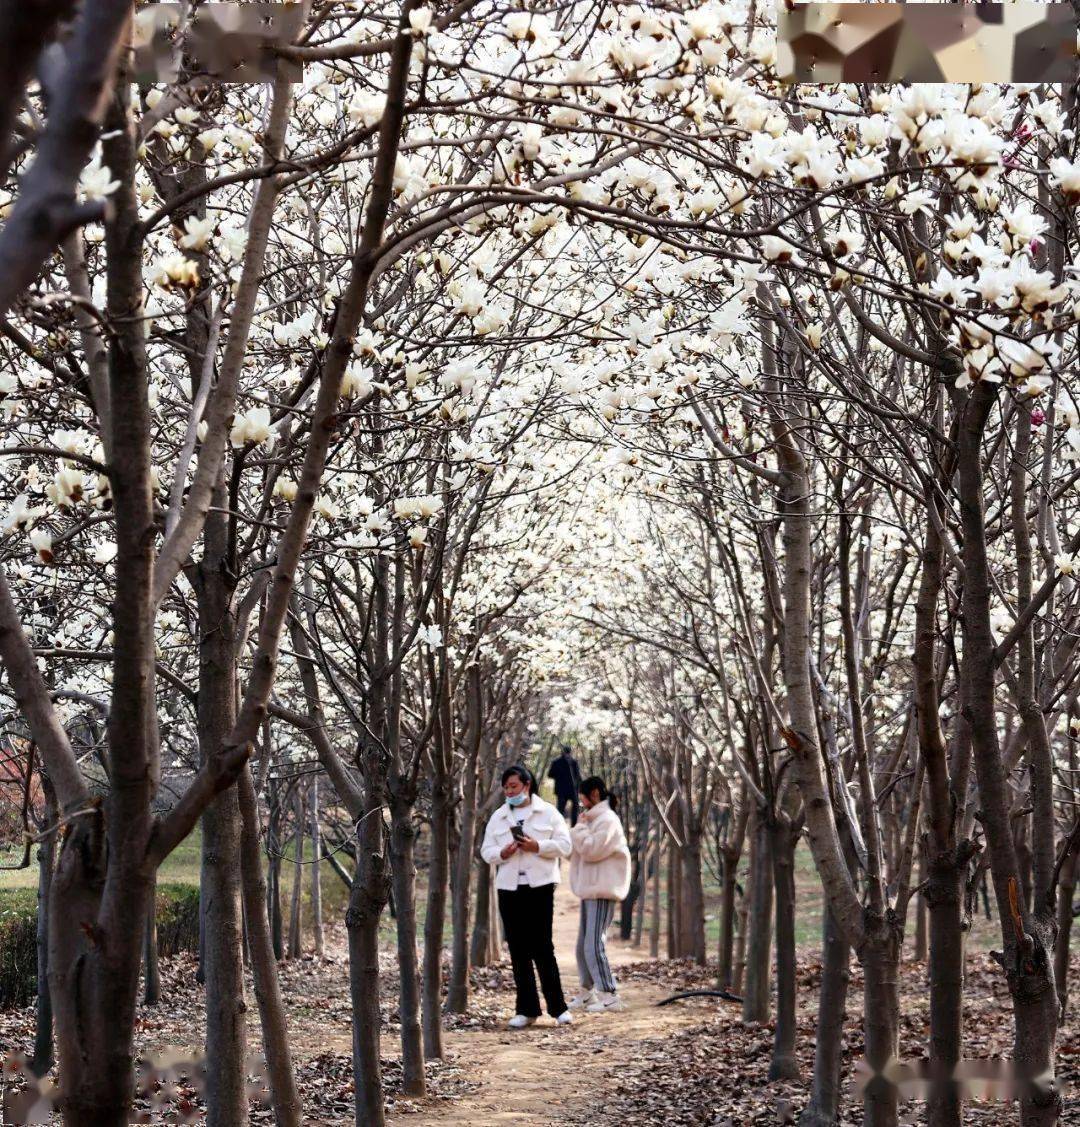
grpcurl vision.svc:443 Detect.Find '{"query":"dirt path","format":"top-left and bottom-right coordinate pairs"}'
top-left (389, 874), bottom-right (700, 1127)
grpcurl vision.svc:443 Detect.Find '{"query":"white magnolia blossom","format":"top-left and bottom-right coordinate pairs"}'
top-left (230, 406), bottom-right (273, 448)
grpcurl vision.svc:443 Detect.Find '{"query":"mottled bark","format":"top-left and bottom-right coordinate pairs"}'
top-left (310, 778), bottom-right (324, 958)
top-left (1054, 847), bottom-right (1078, 1016)
top-left (142, 873), bottom-right (160, 1007)
top-left (196, 500), bottom-right (247, 1127)
top-left (238, 765), bottom-right (302, 1127)
top-left (447, 663), bottom-right (483, 1012)
top-left (926, 847), bottom-right (966, 1127)
top-left (861, 927), bottom-right (902, 1127)
top-left (770, 814), bottom-right (799, 1080)
top-left (389, 794), bottom-right (425, 1096)
top-left (47, 77), bottom-right (159, 1126)
top-left (913, 854), bottom-right (928, 963)
top-left (798, 905), bottom-right (850, 1127)
top-left (742, 808), bottom-right (773, 1024)
top-left (913, 422), bottom-right (969, 1127)
top-left (681, 840), bottom-right (708, 966)
top-left (632, 836), bottom-right (650, 949)
top-left (347, 780), bottom-right (391, 1127)
top-left (287, 786), bottom-right (305, 959)
top-left (422, 777), bottom-right (452, 1057)
top-left (31, 780), bottom-right (57, 1078)
top-left (470, 859), bottom-right (494, 967)
top-left (718, 808), bottom-right (748, 989)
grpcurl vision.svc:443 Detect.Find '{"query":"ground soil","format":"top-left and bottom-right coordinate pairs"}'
top-left (386, 880), bottom-right (695, 1126)
top-left (5, 870), bottom-right (1078, 1125)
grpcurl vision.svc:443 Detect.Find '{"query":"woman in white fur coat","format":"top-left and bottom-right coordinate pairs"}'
top-left (567, 775), bottom-right (631, 1013)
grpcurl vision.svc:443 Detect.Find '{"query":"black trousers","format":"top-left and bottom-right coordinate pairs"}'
top-left (555, 790), bottom-right (579, 826)
top-left (497, 883), bottom-right (567, 1018)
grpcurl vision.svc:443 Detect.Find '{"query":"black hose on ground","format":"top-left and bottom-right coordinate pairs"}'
top-left (656, 988), bottom-right (743, 1006)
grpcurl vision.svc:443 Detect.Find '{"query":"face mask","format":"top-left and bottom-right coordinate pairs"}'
top-left (506, 793), bottom-right (527, 808)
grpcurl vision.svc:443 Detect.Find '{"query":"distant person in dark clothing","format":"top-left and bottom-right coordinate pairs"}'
top-left (548, 744), bottom-right (582, 825)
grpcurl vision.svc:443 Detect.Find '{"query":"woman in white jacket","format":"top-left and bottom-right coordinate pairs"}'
top-left (568, 776), bottom-right (631, 1014)
top-left (480, 764), bottom-right (573, 1029)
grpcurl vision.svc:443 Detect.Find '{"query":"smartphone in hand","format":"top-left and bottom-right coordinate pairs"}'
top-left (510, 824), bottom-right (525, 842)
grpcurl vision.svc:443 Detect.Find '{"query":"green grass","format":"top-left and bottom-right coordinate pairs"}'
top-left (0, 822), bottom-right (409, 942)
top-left (0, 848), bottom-right (39, 891)
top-left (0, 827), bottom-right (204, 891)
top-left (651, 841), bottom-right (1001, 960)
top-left (1, 815), bottom-right (1003, 960)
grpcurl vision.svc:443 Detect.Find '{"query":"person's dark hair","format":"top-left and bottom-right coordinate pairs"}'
top-left (579, 775), bottom-right (617, 810)
top-left (501, 764), bottom-right (535, 793)
top-left (561, 743), bottom-right (572, 754)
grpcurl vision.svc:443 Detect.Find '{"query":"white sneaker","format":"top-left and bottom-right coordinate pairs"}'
top-left (567, 990), bottom-right (596, 1011)
top-left (585, 991), bottom-right (625, 1013)
top-left (507, 1014), bottom-right (537, 1029)
top-left (555, 1010), bottom-right (574, 1025)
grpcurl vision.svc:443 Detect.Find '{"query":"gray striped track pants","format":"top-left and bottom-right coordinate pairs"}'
top-left (576, 897), bottom-right (617, 994)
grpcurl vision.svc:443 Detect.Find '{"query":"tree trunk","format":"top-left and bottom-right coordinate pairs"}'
top-left (926, 848), bottom-right (965, 1127)
top-left (798, 905), bottom-right (850, 1127)
top-left (632, 836), bottom-right (649, 948)
top-left (620, 842), bottom-right (641, 941)
top-left (959, 382), bottom-right (1060, 1126)
top-left (349, 888), bottom-right (387, 1127)
top-left (681, 839), bottom-right (707, 965)
top-left (238, 764), bottom-right (302, 1127)
top-left (197, 884), bottom-right (207, 987)
top-left (1055, 846), bottom-right (1078, 1017)
top-left (742, 809), bottom-right (773, 1024)
top-left (347, 783), bottom-right (391, 1127)
top-left (267, 796), bottom-right (284, 962)
top-left (487, 869), bottom-right (501, 965)
top-left (649, 836), bottom-right (661, 958)
top-left (718, 845), bottom-right (739, 990)
top-left (1014, 817), bottom-right (1034, 914)
top-left (666, 841), bottom-right (681, 960)
top-left (310, 777), bottom-right (324, 958)
top-left (143, 872), bottom-right (160, 1007)
top-left (447, 680), bottom-right (482, 1013)
top-left (200, 759), bottom-right (246, 1127)
top-left (49, 823), bottom-right (155, 1125)
top-left (196, 521), bottom-right (247, 1127)
top-left (31, 783), bottom-right (57, 1078)
top-left (470, 859), bottom-right (493, 968)
top-left (287, 786), bottom-right (305, 959)
top-left (422, 781), bottom-right (452, 1058)
top-left (911, 383), bottom-right (968, 1127)
top-left (769, 817), bottom-right (799, 1080)
top-left (390, 796), bottom-right (426, 1096)
top-left (347, 889), bottom-right (386, 1127)
top-left (732, 879), bottom-right (749, 994)
top-left (862, 929), bottom-right (901, 1127)
top-left (913, 852), bottom-right (928, 963)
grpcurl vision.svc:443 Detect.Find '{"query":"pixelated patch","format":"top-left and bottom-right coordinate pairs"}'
top-left (2, 1047), bottom-right (271, 1121)
top-left (132, 3), bottom-right (305, 84)
top-left (777, 3), bottom-right (1077, 83)
top-left (850, 1054), bottom-right (1068, 1107)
